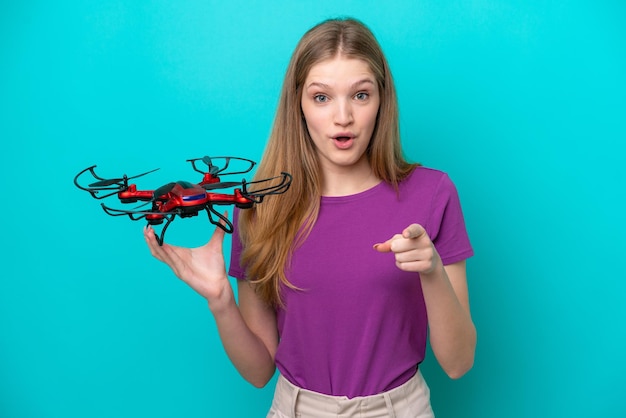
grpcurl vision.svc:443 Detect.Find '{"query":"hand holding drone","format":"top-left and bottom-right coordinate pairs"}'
top-left (74, 156), bottom-right (292, 245)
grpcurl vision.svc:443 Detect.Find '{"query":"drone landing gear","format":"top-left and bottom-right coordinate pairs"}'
top-left (150, 208), bottom-right (233, 246)
top-left (151, 214), bottom-right (175, 246)
top-left (206, 206), bottom-right (234, 234)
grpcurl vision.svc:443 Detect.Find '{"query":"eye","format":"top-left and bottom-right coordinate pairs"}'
top-left (354, 92), bottom-right (369, 101)
top-left (313, 94), bottom-right (329, 103)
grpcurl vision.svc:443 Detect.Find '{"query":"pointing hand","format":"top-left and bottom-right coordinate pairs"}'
top-left (373, 224), bottom-right (440, 274)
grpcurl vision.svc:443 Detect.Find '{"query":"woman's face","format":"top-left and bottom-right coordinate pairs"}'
top-left (301, 56), bottom-right (380, 174)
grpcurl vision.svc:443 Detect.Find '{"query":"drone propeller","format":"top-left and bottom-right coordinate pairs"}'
top-left (188, 156), bottom-right (256, 176)
top-left (75, 166), bottom-right (160, 200)
top-left (88, 178), bottom-right (124, 187)
top-left (86, 168), bottom-right (160, 188)
top-left (202, 156), bottom-right (220, 175)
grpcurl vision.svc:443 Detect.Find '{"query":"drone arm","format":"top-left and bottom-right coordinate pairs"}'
top-left (202, 191), bottom-right (254, 209)
top-left (118, 187), bottom-right (156, 202)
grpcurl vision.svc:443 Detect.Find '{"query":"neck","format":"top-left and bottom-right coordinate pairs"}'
top-left (320, 160), bottom-right (380, 197)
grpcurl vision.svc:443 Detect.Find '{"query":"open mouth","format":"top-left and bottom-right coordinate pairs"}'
top-left (332, 135), bottom-right (354, 149)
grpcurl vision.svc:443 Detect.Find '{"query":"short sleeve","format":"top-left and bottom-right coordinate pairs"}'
top-left (427, 174), bottom-right (474, 265)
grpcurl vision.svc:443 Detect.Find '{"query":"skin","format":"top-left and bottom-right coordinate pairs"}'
top-left (144, 221), bottom-right (278, 387)
top-left (373, 225), bottom-right (476, 378)
top-left (300, 56), bottom-right (381, 196)
top-left (144, 55), bottom-right (476, 388)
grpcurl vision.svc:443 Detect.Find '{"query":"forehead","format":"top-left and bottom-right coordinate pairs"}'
top-left (305, 56), bottom-right (375, 84)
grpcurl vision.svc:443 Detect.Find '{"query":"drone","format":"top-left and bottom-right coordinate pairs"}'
top-left (74, 156), bottom-right (292, 245)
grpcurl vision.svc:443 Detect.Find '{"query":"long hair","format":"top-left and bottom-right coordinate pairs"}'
top-left (238, 18), bottom-right (418, 307)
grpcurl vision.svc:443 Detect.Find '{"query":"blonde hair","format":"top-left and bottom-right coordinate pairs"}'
top-left (239, 18), bottom-right (417, 306)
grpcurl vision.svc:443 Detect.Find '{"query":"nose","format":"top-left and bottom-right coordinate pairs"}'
top-left (334, 99), bottom-right (353, 126)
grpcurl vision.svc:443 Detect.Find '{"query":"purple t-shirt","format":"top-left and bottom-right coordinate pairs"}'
top-left (229, 167), bottom-right (473, 398)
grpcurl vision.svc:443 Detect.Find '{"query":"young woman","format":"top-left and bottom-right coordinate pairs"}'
top-left (145, 18), bottom-right (476, 417)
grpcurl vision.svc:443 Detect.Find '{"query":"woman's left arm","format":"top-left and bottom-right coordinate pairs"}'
top-left (374, 224), bottom-right (476, 378)
top-left (420, 259), bottom-right (476, 378)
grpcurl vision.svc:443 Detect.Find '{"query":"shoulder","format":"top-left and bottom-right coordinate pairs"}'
top-left (398, 166), bottom-right (464, 222)
top-left (400, 166), bottom-right (456, 194)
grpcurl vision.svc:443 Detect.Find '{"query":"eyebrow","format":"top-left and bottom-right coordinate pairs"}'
top-left (305, 78), bottom-right (376, 90)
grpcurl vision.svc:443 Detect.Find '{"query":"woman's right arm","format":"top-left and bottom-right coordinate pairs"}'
top-left (143, 224), bottom-right (278, 388)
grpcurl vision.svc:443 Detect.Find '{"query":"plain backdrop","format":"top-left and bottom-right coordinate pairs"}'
top-left (1, 1), bottom-right (625, 417)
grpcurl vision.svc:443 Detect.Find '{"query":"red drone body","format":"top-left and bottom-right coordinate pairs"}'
top-left (74, 156), bottom-right (291, 245)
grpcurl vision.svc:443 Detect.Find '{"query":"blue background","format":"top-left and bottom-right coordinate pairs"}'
top-left (1, 1), bottom-right (625, 417)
